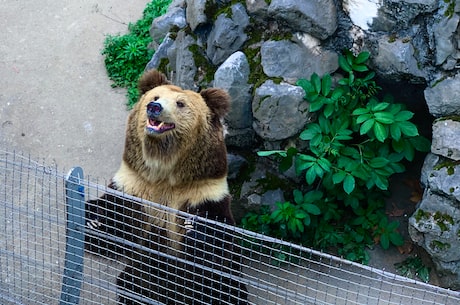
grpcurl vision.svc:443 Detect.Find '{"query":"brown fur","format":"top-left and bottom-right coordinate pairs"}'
top-left (85, 69), bottom-right (247, 304)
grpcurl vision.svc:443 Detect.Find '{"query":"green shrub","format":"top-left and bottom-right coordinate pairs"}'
top-left (242, 50), bottom-right (431, 263)
top-left (102, 0), bottom-right (172, 108)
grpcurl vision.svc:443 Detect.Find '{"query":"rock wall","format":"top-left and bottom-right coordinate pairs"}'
top-left (146, 0), bottom-right (460, 288)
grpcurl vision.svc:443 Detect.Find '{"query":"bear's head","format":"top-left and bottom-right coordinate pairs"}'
top-left (123, 70), bottom-right (231, 183)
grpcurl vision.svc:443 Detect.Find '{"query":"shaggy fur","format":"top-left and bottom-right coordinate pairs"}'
top-left (86, 70), bottom-right (247, 304)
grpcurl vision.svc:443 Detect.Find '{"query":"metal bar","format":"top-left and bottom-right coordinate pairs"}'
top-left (60, 167), bottom-right (85, 305)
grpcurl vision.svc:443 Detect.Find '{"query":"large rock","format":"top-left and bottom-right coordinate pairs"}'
top-left (252, 80), bottom-right (308, 141)
top-left (410, 153), bottom-right (460, 289)
top-left (206, 3), bottom-right (249, 65)
top-left (214, 51), bottom-right (255, 147)
top-left (261, 38), bottom-right (338, 82)
top-left (433, 14), bottom-right (460, 66)
top-left (425, 74), bottom-right (460, 117)
top-left (214, 51), bottom-right (252, 129)
top-left (431, 119), bottom-right (460, 162)
top-left (170, 30), bottom-right (198, 90)
top-left (185, 0), bottom-right (207, 31)
top-left (267, 0), bottom-right (337, 40)
top-left (373, 37), bottom-right (426, 80)
top-left (149, 5), bottom-right (186, 45)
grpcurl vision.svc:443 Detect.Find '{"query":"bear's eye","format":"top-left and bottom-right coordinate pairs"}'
top-left (153, 96), bottom-right (159, 101)
top-left (176, 101), bottom-right (185, 108)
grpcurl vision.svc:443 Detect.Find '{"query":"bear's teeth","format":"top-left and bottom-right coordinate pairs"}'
top-left (158, 121), bottom-right (165, 129)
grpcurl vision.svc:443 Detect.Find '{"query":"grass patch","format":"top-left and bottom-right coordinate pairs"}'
top-left (102, 0), bottom-right (172, 108)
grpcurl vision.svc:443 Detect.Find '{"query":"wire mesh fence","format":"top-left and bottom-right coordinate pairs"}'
top-left (1, 149), bottom-right (460, 305)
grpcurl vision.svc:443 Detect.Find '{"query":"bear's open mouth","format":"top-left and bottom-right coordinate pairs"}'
top-left (146, 118), bottom-right (175, 134)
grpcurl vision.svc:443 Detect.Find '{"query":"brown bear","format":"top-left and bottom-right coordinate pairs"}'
top-left (85, 69), bottom-right (248, 304)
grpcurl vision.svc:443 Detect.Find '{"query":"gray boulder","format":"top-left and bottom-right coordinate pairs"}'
top-left (149, 5), bottom-right (186, 45)
top-left (145, 34), bottom-right (175, 71)
top-left (409, 190), bottom-right (460, 262)
top-left (214, 51), bottom-right (252, 129)
top-left (424, 74), bottom-right (460, 117)
top-left (252, 80), bottom-right (308, 141)
top-left (171, 31), bottom-right (198, 90)
top-left (267, 0), bottom-right (337, 40)
top-left (260, 38), bottom-right (338, 82)
top-left (373, 37), bottom-right (426, 80)
top-left (206, 3), bottom-right (249, 65)
top-left (433, 14), bottom-right (460, 66)
top-left (185, 0), bottom-right (207, 31)
top-left (432, 119), bottom-right (460, 162)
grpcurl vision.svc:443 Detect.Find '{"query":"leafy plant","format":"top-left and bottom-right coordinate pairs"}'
top-left (102, 0), bottom-right (172, 108)
top-left (395, 256), bottom-right (430, 282)
top-left (242, 50), bottom-right (430, 263)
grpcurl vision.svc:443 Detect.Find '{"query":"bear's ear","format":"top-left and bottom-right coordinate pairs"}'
top-left (200, 88), bottom-right (231, 119)
top-left (138, 69), bottom-right (170, 95)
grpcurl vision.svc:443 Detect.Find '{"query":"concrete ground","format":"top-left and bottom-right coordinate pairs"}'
top-left (0, 0), bottom-right (150, 181)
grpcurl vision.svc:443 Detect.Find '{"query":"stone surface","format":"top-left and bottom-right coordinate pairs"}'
top-left (432, 119), bottom-right (460, 161)
top-left (261, 39), bottom-right (338, 81)
top-left (252, 80), bottom-right (308, 141)
top-left (206, 3), bottom-right (249, 65)
top-left (433, 14), bottom-right (460, 65)
top-left (425, 75), bottom-right (460, 118)
top-left (409, 190), bottom-right (460, 262)
top-left (267, 0), bottom-right (337, 40)
top-left (214, 51), bottom-right (252, 129)
top-left (185, 0), bottom-right (207, 31)
top-left (374, 37), bottom-right (426, 80)
top-left (170, 31), bottom-right (197, 90)
top-left (149, 5), bottom-right (186, 45)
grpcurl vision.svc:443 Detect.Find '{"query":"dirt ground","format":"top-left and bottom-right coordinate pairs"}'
top-left (0, 0), bottom-right (151, 180)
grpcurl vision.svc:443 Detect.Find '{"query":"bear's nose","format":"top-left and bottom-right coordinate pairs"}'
top-left (147, 102), bottom-right (163, 117)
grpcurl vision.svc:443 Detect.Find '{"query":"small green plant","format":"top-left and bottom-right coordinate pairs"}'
top-left (242, 50), bottom-right (430, 263)
top-left (102, 0), bottom-right (172, 108)
top-left (395, 256), bottom-right (430, 282)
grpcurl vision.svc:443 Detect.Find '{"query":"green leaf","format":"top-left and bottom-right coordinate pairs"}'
top-left (300, 124), bottom-right (321, 140)
top-left (409, 136), bottom-right (431, 152)
top-left (352, 108), bottom-right (370, 116)
top-left (317, 157), bottom-right (331, 172)
top-left (332, 171), bottom-right (347, 184)
top-left (296, 78), bottom-right (314, 93)
top-left (380, 233), bottom-right (390, 249)
top-left (257, 150), bottom-right (287, 157)
top-left (331, 87), bottom-right (344, 100)
top-left (293, 189), bottom-right (303, 205)
top-left (355, 51), bottom-right (370, 64)
top-left (309, 100), bottom-right (324, 112)
top-left (371, 102), bottom-right (390, 112)
top-left (369, 157), bottom-right (389, 168)
top-left (394, 110), bottom-right (414, 121)
top-left (398, 121), bottom-right (419, 137)
top-left (374, 112), bottom-right (395, 124)
top-left (343, 174), bottom-right (356, 194)
top-left (390, 124), bottom-right (402, 141)
top-left (321, 74), bottom-right (332, 96)
top-left (311, 73), bottom-right (321, 93)
top-left (360, 119), bottom-right (375, 135)
top-left (389, 232), bottom-right (404, 246)
top-left (304, 203), bottom-right (321, 215)
top-left (352, 64), bottom-right (369, 72)
top-left (306, 167), bottom-right (317, 185)
top-left (356, 113), bottom-right (373, 124)
top-left (303, 190), bottom-right (323, 204)
top-left (324, 104), bottom-right (335, 118)
top-left (403, 141), bottom-right (415, 161)
top-left (339, 55), bottom-right (352, 73)
top-left (373, 122), bottom-right (388, 142)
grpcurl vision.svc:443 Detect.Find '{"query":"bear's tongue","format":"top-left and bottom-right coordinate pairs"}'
top-left (148, 119), bottom-right (175, 133)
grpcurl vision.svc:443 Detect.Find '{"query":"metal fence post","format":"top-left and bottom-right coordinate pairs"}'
top-left (60, 167), bottom-right (85, 305)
